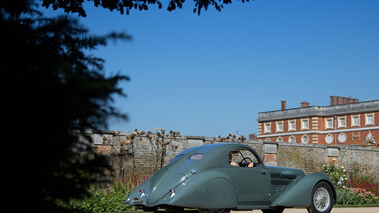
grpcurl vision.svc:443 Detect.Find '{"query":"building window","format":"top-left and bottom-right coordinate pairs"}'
top-left (325, 134), bottom-right (333, 144)
top-left (289, 136), bottom-right (296, 143)
top-left (301, 135), bottom-right (309, 144)
top-left (264, 123), bottom-right (271, 133)
top-left (276, 137), bottom-right (283, 142)
top-left (351, 115), bottom-right (360, 127)
top-left (365, 114), bottom-right (374, 126)
top-left (338, 117), bottom-right (346, 128)
top-left (325, 118), bottom-right (333, 129)
top-left (288, 120), bottom-right (296, 131)
top-left (338, 133), bottom-right (346, 143)
top-left (276, 121), bottom-right (283, 132)
top-left (301, 119), bottom-right (309, 130)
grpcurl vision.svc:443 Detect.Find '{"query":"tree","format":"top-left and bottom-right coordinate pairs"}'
top-left (40, 0), bottom-right (254, 16)
top-left (1, 1), bottom-right (130, 212)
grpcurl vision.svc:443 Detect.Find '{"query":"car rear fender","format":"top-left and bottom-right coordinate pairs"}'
top-left (171, 170), bottom-right (237, 209)
top-left (200, 177), bottom-right (237, 209)
top-left (272, 172), bottom-right (336, 207)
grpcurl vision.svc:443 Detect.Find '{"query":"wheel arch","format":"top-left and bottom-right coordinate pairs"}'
top-left (272, 172), bottom-right (335, 208)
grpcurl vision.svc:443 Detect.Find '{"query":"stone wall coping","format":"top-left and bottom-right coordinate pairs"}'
top-left (87, 129), bottom-right (379, 153)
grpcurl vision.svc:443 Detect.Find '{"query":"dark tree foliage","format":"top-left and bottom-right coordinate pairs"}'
top-left (1, 0), bottom-right (129, 212)
top-left (40, 0), bottom-right (253, 16)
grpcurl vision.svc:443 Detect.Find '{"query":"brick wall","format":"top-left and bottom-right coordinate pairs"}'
top-left (90, 130), bottom-right (379, 182)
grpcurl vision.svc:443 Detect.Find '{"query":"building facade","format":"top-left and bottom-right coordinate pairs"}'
top-left (257, 96), bottom-right (379, 147)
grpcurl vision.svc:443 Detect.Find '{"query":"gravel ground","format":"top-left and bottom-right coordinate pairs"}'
top-left (233, 207), bottom-right (379, 213)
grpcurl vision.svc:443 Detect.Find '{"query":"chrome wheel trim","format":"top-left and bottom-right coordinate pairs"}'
top-left (313, 187), bottom-right (330, 212)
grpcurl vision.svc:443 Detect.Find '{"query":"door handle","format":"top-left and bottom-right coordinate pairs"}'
top-left (261, 170), bottom-right (266, 175)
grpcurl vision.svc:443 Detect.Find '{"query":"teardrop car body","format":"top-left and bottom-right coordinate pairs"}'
top-left (125, 143), bottom-right (336, 213)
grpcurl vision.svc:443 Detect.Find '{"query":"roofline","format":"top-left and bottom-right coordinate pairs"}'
top-left (258, 99), bottom-right (379, 122)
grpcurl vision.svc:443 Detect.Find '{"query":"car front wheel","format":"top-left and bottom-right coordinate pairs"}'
top-left (198, 209), bottom-right (231, 213)
top-left (307, 181), bottom-right (333, 213)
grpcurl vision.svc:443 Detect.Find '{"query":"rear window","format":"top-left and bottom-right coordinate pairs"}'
top-left (188, 153), bottom-right (204, 160)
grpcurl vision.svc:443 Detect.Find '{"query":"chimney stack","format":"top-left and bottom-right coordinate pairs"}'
top-left (281, 100), bottom-right (286, 110)
top-left (301, 101), bottom-right (310, 108)
top-left (330, 95), bottom-right (359, 106)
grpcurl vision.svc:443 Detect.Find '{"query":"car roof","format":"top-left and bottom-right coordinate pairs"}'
top-left (166, 143), bottom-right (260, 174)
top-left (196, 143), bottom-right (250, 151)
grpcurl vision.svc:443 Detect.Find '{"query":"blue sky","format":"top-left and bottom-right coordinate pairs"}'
top-left (41, 0), bottom-right (379, 137)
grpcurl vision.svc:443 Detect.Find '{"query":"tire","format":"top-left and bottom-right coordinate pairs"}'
top-left (198, 209), bottom-right (231, 213)
top-left (261, 207), bottom-right (284, 213)
top-left (307, 181), bottom-right (334, 213)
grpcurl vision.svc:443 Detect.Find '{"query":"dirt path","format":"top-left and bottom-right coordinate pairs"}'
top-left (233, 207), bottom-right (379, 213)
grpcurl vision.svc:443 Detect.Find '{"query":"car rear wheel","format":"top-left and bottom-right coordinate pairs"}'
top-left (198, 209), bottom-right (231, 213)
top-left (307, 181), bottom-right (333, 213)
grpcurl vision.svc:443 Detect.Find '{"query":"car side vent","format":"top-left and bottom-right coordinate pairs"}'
top-left (270, 172), bottom-right (293, 186)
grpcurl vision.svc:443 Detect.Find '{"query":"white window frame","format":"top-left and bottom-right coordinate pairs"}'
top-left (276, 121), bottom-right (283, 132)
top-left (276, 137), bottom-right (283, 142)
top-left (264, 122), bottom-right (271, 133)
top-left (325, 117), bottom-right (334, 129)
top-left (289, 136), bottom-right (296, 143)
top-left (351, 115), bottom-right (360, 127)
top-left (338, 133), bottom-right (347, 143)
top-left (338, 116), bottom-right (346, 128)
top-left (325, 134), bottom-right (334, 144)
top-left (301, 135), bottom-right (309, 144)
top-left (288, 120), bottom-right (296, 131)
top-left (365, 113), bottom-right (374, 126)
top-left (301, 119), bottom-right (309, 130)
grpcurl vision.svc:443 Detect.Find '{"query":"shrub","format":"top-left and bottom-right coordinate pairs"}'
top-left (57, 172), bottom-right (151, 212)
top-left (349, 173), bottom-right (379, 196)
top-left (57, 184), bottom-right (130, 212)
top-left (322, 163), bottom-right (348, 189)
top-left (322, 161), bottom-right (379, 205)
top-left (349, 188), bottom-right (379, 204)
top-left (336, 188), bottom-right (355, 205)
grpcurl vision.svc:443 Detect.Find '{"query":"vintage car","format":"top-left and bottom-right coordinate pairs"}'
top-left (125, 143), bottom-right (336, 213)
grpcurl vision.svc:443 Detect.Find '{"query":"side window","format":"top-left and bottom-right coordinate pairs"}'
top-left (228, 148), bottom-right (260, 168)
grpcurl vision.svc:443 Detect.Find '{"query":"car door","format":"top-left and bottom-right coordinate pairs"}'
top-left (228, 148), bottom-right (271, 206)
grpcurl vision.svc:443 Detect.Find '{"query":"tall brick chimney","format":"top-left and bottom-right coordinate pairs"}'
top-left (301, 101), bottom-right (310, 108)
top-left (337, 96), bottom-right (343, 105)
top-left (281, 100), bottom-right (286, 110)
top-left (330, 95), bottom-right (359, 106)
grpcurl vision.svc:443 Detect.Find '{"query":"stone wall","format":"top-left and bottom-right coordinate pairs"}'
top-left (263, 142), bottom-right (379, 180)
top-left (89, 130), bottom-right (379, 182)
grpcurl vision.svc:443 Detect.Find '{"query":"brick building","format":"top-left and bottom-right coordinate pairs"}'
top-left (257, 96), bottom-right (379, 147)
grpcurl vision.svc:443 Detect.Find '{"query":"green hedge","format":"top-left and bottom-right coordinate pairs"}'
top-left (57, 182), bottom-right (133, 212)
